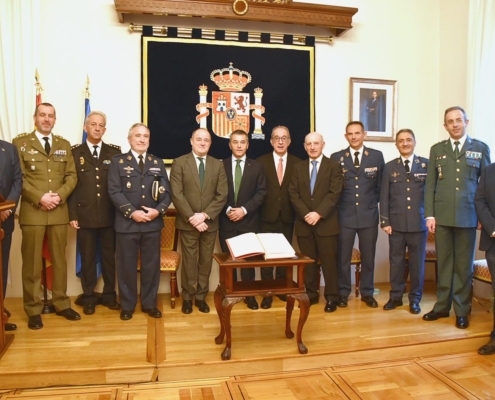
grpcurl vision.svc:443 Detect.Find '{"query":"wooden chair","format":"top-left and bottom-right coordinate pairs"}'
top-left (137, 208), bottom-right (180, 309)
top-left (405, 231), bottom-right (437, 283)
top-left (317, 247), bottom-right (361, 297)
top-left (472, 259), bottom-right (492, 312)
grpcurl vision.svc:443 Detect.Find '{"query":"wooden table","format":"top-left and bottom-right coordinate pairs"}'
top-left (213, 253), bottom-right (313, 360)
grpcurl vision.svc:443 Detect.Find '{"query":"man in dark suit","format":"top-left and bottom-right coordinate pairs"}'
top-left (69, 111), bottom-right (121, 315)
top-left (170, 128), bottom-right (228, 315)
top-left (256, 126), bottom-right (301, 309)
top-left (0, 139), bottom-right (22, 331)
top-left (423, 106), bottom-right (490, 329)
top-left (380, 129), bottom-right (428, 314)
top-left (13, 103), bottom-right (80, 330)
top-left (330, 121), bottom-right (385, 308)
top-left (366, 91), bottom-right (381, 132)
top-left (474, 162), bottom-right (495, 354)
top-left (219, 129), bottom-right (266, 310)
top-left (108, 123), bottom-right (172, 321)
top-left (289, 132), bottom-right (342, 311)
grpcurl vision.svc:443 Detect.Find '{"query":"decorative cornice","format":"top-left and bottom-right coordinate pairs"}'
top-left (114, 0), bottom-right (357, 37)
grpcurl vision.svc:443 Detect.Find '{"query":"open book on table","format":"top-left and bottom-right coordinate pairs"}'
top-left (225, 232), bottom-right (296, 260)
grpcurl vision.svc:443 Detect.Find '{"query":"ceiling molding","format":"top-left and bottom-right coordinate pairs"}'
top-left (114, 0), bottom-right (358, 37)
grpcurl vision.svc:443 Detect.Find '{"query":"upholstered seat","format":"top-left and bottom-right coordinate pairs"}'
top-left (138, 209), bottom-right (180, 308)
top-left (474, 259), bottom-right (492, 284)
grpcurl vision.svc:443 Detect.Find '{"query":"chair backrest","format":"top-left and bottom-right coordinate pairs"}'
top-left (161, 208), bottom-right (179, 251)
top-left (427, 231), bottom-right (435, 243)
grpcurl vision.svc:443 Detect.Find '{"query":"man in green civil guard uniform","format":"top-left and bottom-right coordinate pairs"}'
top-left (13, 102), bottom-right (80, 330)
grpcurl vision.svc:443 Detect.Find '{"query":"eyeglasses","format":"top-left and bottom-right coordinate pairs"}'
top-left (272, 136), bottom-right (289, 142)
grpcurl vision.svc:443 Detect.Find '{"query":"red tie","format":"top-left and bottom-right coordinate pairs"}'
top-left (277, 158), bottom-right (283, 185)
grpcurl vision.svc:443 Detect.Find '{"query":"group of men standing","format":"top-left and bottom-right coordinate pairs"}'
top-left (2, 104), bottom-right (495, 358)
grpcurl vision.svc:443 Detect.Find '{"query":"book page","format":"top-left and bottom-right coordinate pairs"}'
top-left (225, 232), bottom-right (265, 259)
top-left (256, 233), bottom-right (296, 259)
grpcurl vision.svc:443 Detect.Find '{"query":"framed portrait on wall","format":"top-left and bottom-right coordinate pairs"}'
top-left (349, 77), bottom-right (397, 142)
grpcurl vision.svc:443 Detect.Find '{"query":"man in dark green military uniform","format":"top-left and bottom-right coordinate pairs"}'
top-left (423, 106), bottom-right (490, 329)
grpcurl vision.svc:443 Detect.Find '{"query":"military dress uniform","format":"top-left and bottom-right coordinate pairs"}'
top-left (108, 151), bottom-right (171, 312)
top-left (12, 131), bottom-right (77, 317)
top-left (68, 142), bottom-right (121, 308)
top-left (380, 155), bottom-right (428, 304)
top-left (425, 136), bottom-right (490, 317)
top-left (330, 147), bottom-right (385, 299)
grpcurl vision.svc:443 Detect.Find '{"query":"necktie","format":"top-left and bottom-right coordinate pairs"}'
top-left (354, 151), bottom-right (360, 167)
top-left (234, 159), bottom-right (242, 204)
top-left (92, 145), bottom-right (98, 159)
top-left (43, 137), bottom-right (50, 155)
top-left (277, 157), bottom-right (284, 185)
top-left (404, 159), bottom-right (410, 175)
top-left (198, 157), bottom-right (205, 188)
top-left (310, 160), bottom-right (318, 195)
top-left (138, 155), bottom-right (144, 172)
top-left (454, 141), bottom-right (460, 159)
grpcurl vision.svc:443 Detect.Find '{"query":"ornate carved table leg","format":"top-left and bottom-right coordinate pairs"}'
top-left (285, 294), bottom-right (295, 339)
top-left (289, 293), bottom-right (310, 354)
top-left (220, 296), bottom-right (243, 360)
top-left (214, 286), bottom-right (225, 345)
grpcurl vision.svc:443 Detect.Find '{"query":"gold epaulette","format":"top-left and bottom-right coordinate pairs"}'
top-left (14, 132), bottom-right (30, 139)
top-left (107, 143), bottom-right (121, 151)
top-left (54, 134), bottom-right (70, 143)
top-left (71, 143), bottom-right (82, 150)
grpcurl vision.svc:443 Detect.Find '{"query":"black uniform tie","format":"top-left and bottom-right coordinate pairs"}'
top-left (43, 137), bottom-right (50, 154)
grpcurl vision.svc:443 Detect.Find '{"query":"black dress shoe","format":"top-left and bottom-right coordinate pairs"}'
top-left (194, 300), bottom-right (210, 313)
top-left (4, 308), bottom-right (11, 318)
top-left (142, 307), bottom-right (162, 318)
top-left (337, 295), bottom-right (348, 308)
top-left (383, 299), bottom-right (403, 310)
top-left (324, 301), bottom-right (337, 313)
top-left (83, 303), bottom-right (96, 315)
top-left (28, 315), bottom-right (43, 330)
top-left (4, 322), bottom-right (17, 331)
top-left (455, 316), bottom-right (469, 329)
top-left (120, 309), bottom-right (134, 320)
top-left (56, 308), bottom-right (81, 321)
top-left (361, 295), bottom-right (378, 308)
top-left (244, 296), bottom-right (259, 310)
top-left (276, 294), bottom-right (287, 302)
top-left (102, 300), bottom-right (121, 310)
top-left (260, 297), bottom-right (273, 309)
top-left (478, 339), bottom-right (495, 355)
top-left (409, 302), bottom-right (421, 314)
top-left (423, 310), bottom-right (449, 321)
top-left (182, 300), bottom-right (193, 315)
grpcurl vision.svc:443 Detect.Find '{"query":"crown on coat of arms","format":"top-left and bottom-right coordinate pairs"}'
top-left (210, 62), bottom-right (252, 92)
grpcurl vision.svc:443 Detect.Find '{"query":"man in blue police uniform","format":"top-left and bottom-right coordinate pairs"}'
top-left (0, 139), bottom-right (22, 331)
top-left (380, 129), bottom-right (428, 314)
top-left (423, 106), bottom-right (490, 329)
top-left (475, 162), bottom-right (495, 354)
top-left (108, 123), bottom-right (172, 321)
top-left (330, 121), bottom-right (384, 308)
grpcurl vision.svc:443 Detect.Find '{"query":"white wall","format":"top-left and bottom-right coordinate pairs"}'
top-left (5, 0), bottom-right (469, 298)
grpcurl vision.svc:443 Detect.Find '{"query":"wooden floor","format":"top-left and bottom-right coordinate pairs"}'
top-left (1, 282), bottom-right (495, 399)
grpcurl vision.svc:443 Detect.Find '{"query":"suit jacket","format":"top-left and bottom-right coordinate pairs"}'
top-left (170, 152), bottom-right (228, 232)
top-left (108, 151), bottom-right (172, 233)
top-left (475, 163), bottom-right (495, 251)
top-left (12, 131), bottom-right (77, 225)
top-left (256, 152), bottom-right (302, 224)
top-left (0, 140), bottom-right (22, 234)
top-left (425, 136), bottom-right (490, 228)
top-left (68, 142), bottom-right (121, 228)
top-left (330, 146), bottom-right (384, 229)
top-left (380, 155), bottom-right (428, 232)
top-left (220, 157), bottom-right (266, 233)
top-left (289, 156), bottom-right (342, 237)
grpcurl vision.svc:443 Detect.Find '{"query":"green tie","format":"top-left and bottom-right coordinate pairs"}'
top-left (454, 141), bottom-right (460, 159)
top-left (198, 157), bottom-right (205, 188)
top-left (234, 159), bottom-right (242, 204)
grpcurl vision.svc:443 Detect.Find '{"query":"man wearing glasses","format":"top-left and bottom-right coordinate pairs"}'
top-left (256, 126), bottom-right (301, 309)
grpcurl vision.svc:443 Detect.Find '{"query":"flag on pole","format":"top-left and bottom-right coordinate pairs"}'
top-left (75, 76), bottom-right (102, 279)
top-left (36, 69), bottom-right (53, 291)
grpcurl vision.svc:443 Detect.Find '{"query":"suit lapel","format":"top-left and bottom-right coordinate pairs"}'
top-left (224, 158), bottom-right (234, 194)
top-left (27, 132), bottom-right (45, 155)
top-left (444, 140), bottom-right (456, 160)
top-left (303, 159), bottom-right (312, 194)
top-left (460, 136), bottom-right (472, 158)
top-left (239, 158), bottom-right (251, 195)
top-left (84, 142), bottom-right (98, 166)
